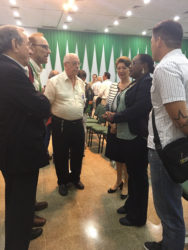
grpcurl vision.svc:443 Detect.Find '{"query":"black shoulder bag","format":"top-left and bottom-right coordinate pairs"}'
top-left (152, 109), bottom-right (188, 183)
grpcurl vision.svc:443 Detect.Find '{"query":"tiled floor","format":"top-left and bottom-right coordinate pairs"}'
top-left (0, 142), bottom-right (188, 250)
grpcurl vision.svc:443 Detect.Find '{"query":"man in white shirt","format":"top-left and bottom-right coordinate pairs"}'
top-left (45, 53), bottom-right (85, 196)
top-left (144, 20), bottom-right (188, 250)
top-left (98, 72), bottom-right (112, 104)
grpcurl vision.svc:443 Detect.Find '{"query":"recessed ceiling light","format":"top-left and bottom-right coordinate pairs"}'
top-left (126, 10), bottom-right (132, 17)
top-left (63, 3), bottom-right (69, 11)
top-left (13, 10), bottom-right (20, 17)
top-left (67, 15), bottom-right (72, 22)
top-left (174, 15), bottom-right (180, 21)
top-left (113, 20), bottom-right (119, 26)
top-left (63, 24), bottom-right (68, 30)
top-left (16, 20), bottom-right (22, 26)
top-left (72, 4), bottom-right (78, 12)
top-left (142, 31), bottom-right (147, 35)
top-left (9, 0), bottom-right (16, 5)
top-left (104, 28), bottom-right (109, 33)
top-left (143, 0), bottom-right (151, 4)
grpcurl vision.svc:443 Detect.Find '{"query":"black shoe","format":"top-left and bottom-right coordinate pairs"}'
top-left (108, 182), bottom-right (123, 193)
top-left (33, 215), bottom-right (46, 227)
top-left (59, 184), bottom-right (68, 196)
top-left (30, 228), bottom-right (43, 240)
top-left (108, 188), bottom-right (117, 193)
top-left (35, 201), bottom-right (48, 211)
top-left (74, 181), bottom-right (84, 190)
top-left (144, 241), bottom-right (162, 250)
top-left (119, 216), bottom-right (145, 227)
top-left (117, 206), bottom-right (127, 214)
top-left (120, 194), bottom-right (128, 200)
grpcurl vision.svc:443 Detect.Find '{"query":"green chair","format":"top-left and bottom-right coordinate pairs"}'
top-left (88, 124), bottom-right (107, 153)
top-left (181, 180), bottom-right (188, 201)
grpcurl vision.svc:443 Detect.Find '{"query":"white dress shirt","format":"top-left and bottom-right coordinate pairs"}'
top-left (98, 79), bottom-right (112, 99)
top-left (44, 71), bottom-right (85, 120)
top-left (91, 81), bottom-right (102, 96)
top-left (148, 49), bottom-right (188, 149)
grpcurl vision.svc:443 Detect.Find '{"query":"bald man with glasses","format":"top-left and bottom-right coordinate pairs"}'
top-left (45, 53), bottom-right (85, 197)
top-left (28, 33), bottom-right (51, 92)
top-left (27, 32), bottom-right (51, 228)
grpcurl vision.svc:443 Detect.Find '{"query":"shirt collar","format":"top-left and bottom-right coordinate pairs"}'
top-left (64, 71), bottom-right (79, 82)
top-left (3, 54), bottom-right (27, 73)
top-left (30, 58), bottom-right (42, 74)
top-left (161, 48), bottom-right (182, 62)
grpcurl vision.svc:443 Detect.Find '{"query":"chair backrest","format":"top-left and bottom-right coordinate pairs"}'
top-left (181, 180), bottom-right (188, 201)
top-left (94, 104), bottom-right (106, 124)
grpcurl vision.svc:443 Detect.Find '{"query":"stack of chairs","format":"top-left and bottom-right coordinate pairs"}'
top-left (86, 117), bottom-right (107, 153)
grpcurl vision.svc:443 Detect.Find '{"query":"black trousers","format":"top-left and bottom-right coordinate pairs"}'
top-left (122, 136), bottom-right (149, 225)
top-left (52, 116), bottom-right (85, 185)
top-left (2, 170), bottom-right (39, 250)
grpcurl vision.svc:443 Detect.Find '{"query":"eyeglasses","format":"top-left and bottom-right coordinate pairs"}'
top-left (67, 61), bottom-right (81, 66)
top-left (32, 44), bottom-right (50, 50)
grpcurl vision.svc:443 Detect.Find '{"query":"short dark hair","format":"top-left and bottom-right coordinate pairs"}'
top-left (115, 56), bottom-right (131, 68)
top-left (152, 20), bottom-right (183, 48)
top-left (0, 25), bottom-right (23, 54)
top-left (139, 54), bottom-right (154, 74)
top-left (104, 72), bottom-right (111, 79)
top-left (77, 69), bottom-right (87, 80)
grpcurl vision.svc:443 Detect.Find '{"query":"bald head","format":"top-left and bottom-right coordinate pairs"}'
top-left (29, 33), bottom-right (51, 66)
top-left (63, 53), bottom-right (80, 78)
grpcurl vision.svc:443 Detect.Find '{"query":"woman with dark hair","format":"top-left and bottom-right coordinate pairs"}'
top-left (105, 56), bottom-right (131, 199)
top-left (106, 54), bottom-right (154, 227)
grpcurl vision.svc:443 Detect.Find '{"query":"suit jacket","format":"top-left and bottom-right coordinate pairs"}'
top-left (0, 55), bottom-right (51, 174)
top-left (113, 73), bottom-right (152, 138)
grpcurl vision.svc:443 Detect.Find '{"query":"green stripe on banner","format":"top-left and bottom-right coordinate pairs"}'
top-left (38, 28), bottom-right (188, 76)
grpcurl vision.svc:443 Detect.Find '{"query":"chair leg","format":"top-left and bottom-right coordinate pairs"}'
top-left (101, 134), bottom-right (104, 153)
top-left (98, 133), bottom-right (101, 153)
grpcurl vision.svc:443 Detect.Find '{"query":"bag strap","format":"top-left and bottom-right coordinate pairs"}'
top-left (152, 109), bottom-right (163, 151)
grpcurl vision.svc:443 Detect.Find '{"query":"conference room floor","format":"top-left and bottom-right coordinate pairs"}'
top-left (0, 140), bottom-right (188, 250)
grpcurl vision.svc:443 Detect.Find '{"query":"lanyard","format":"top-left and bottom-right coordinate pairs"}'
top-left (29, 62), bottom-right (42, 92)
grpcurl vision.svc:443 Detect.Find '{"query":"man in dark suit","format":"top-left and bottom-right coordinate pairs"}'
top-left (0, 25), bottom-right (50, 250)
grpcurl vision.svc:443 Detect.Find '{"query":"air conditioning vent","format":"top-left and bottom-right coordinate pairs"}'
top-left (183, 11), bottom-right (188, 14)
top-left (133, 5), bottom-right (142, 9)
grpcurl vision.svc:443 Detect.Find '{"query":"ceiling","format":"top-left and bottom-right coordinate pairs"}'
top-left (1, 0), bottom-right (188, 37)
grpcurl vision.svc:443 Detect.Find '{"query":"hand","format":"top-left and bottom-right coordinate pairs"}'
top-left (106, 112), bottom-right (115, 122)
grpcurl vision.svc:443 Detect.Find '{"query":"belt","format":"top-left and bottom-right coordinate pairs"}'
top-left (52, 115), bottom-right (82, 125)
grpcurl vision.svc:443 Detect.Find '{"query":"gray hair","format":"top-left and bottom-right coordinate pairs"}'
top-left (63, 53), bottom-right (78, 64)
top-left (0, 25), bottom-right (24, 54)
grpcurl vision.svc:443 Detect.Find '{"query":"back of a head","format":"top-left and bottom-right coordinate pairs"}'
top-left (77, 69), bottom-right (87, 81)
top-left (152, 20), bottom-right (183, 49)
top-left (139, 54), bottom-right (154, 74)
top-left (0, 25), bottom-right (23, 54)
top-left (96, 97), bottom-right (102, 107)
top-left (104, 72), bottom-right (111, 79)
top-left (48, 70), bottom-right (59, 79)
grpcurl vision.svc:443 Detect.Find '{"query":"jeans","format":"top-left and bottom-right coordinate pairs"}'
top-left (149, 149), bottom-right (185, 250)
